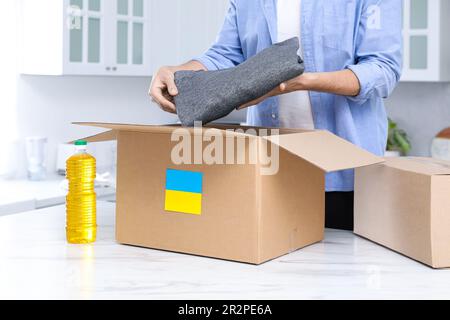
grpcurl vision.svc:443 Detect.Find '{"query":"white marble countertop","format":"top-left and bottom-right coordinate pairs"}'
top-left (0, 177), bottom-right (115, 216)
top-left (1, 201), bottom-right (450, 300)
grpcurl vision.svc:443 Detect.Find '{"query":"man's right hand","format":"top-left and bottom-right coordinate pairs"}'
top-left (149, 66), bottom-right (179, 114)
top-left (149, 61), bottom-right (207, 114)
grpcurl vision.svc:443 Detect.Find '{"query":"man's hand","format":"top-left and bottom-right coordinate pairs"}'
top-left (237, 85), bottom-right (284, 110)
top-left (149, 66), bottom-right (179, 114)
top-left (237, 70), bottom-right (360, 110)
top-left (237, 73), bottom-right (313, 110)
top-left (149, 61), bottom-right (207, 114)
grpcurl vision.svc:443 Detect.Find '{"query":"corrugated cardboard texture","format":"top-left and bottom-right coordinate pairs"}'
top-left (75, 122), bottom-right (384, 173)
top-left (74, 122), bottom-right (178, 134)
top-left (113, 129), bottom-right (334, 264)
top-left (431, 175), bottom-right (450, 268)
top-left (74, 122), bottom-right (384, 264)
top-left (74, 122), bottom-right (307, 137)
top-left (355, 163), bottom-right (433, 264)
top-left (258, 145), bottom-right (324, 263)
top-left (384, 157), bottom-right (450, 176)
top-left (355, 158), bottom-right (450, 268)
top-left (115, 131), bottom-right (260, 263)
top-left (69, 130), bottom-right (117, 144)
top-left (265, 131), bottom-right (382, 172)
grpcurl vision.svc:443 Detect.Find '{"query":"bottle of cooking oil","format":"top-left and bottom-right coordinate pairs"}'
top-left (66, 140), bottom-right (97, 244)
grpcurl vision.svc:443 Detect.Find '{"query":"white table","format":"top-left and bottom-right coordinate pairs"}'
top-left (1, 201), bottom-right (449, 300)
top-left (0, 177), bottom-right (115, 216)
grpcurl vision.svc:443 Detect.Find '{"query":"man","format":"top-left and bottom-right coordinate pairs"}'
top-left (149, 0), bottom-right (402, 231)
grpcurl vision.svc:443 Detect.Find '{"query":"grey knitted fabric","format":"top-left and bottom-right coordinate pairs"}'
top-left (174, 37), bottom-right (305, 127)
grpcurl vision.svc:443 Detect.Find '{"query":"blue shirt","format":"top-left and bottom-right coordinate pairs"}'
top-left (195, 0), bottom-right (403, 191)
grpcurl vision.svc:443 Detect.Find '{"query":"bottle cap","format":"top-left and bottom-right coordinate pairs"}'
top-left (74, 140), bottom-right (88, 146)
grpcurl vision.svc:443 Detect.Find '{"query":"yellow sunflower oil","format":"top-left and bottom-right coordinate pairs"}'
top-left (66, 140), bottom-right (97, 244)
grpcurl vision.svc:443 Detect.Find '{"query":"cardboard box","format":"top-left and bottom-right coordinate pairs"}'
top-left (76, 122), bottom-right (381, 264)
top-left (355, 157), bottom-right (450, 268)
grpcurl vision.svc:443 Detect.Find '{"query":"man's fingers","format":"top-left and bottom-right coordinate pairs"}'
top-left (148, 67), bottom-right (181, 114)
top-left (162, 91), bottom-right (175, 102)
top-left (160, 72), bottom-right (179, 96)
top-left (158, 98), bottom-right (177, 114)
top-left (238, 93), bottom-right (270, 110)
top-left (151, 87), bottom-right (177, 113)
top-left (161, 104), bottom-right (177, 114)
top-left (148, 76), bottom-right (156, 95)
top-left (237, 84), bottom-right (286, 110)
top-left (168, 85), bottom-right (178, 96)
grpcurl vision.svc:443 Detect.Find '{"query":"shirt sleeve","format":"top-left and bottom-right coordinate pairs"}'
top-left (346, 0), bottom-right (403, 104)
top-left (193, 0), bottom-right (245, 71)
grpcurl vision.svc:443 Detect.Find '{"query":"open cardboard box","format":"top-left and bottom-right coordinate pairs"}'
top-left (355, 157), bottom-right (450, 268)
top-left (75, 122), bottom-right (382, 264)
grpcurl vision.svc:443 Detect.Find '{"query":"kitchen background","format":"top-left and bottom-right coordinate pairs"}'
top-left (1, 0), bottom-right (449, 209)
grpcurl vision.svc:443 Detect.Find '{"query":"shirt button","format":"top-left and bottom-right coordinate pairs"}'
top-left (271, 113), bottom-right (276, 119)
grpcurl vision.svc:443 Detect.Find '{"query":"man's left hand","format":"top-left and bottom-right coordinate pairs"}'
top-left (237, 70), bottom-right (360, 110)
top-left (237, 73), bottom-right (313, 110)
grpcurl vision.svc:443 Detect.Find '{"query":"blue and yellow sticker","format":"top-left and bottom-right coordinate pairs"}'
top-left (164, 169), bottom-right (203, 215)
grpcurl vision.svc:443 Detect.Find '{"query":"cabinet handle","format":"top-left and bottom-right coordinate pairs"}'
top-left (112, 67), bottom-right (117, 71)
top-left (106, 67), bottom-right (111, 71)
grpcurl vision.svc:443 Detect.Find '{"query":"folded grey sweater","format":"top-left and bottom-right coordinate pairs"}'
top-left (174, 37), bottom-right (305, 127)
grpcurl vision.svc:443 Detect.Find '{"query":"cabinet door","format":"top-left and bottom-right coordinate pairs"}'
top-left (64, 0), bottom-right (109, 74)
top-left (402, 0), bottom-right (440, 81)
top-left (110, 0), bottom-right (151, 76)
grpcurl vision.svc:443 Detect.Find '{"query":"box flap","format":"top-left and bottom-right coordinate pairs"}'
top-left (73, 122), bottom-right (260, 141)
top-left (73, 123), bottom-right (382, 172)
top-left (384, 157), bottom-right (450, 176)
top-left (73, 122), bottom-right (179, 134)
top-left (68, 129), bottom-right (117, 144)
top-left (264, 130), bottom-right (383, 172)
top-left (209, 123), bottom-right (311, 135)
top-left (73, 122), bottom-right (308, 136)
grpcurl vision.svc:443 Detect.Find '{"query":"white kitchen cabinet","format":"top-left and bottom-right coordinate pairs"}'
top-left (401, 0), bottom-right (450, 82)
top-left (109, 0), bottom-right (150, 75)
top-left (20, 0), bottom-right (229, 77)
top-left (20, 0), bottom-right (151, 76)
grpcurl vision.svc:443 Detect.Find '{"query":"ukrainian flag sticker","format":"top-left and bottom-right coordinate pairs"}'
top-left (165, 169), bottom-right (204, 215)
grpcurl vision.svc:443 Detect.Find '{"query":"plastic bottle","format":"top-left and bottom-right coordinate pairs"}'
top-left (66, 140), bottom-right (97, 244)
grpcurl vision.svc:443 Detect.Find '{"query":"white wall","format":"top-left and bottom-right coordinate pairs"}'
top-left (14, 75), bottom-right (246, 178)
top-left (9, 0), bottom-right (238, 178)
top-left (14, 75), bottom-right (168, 178)
top-left (0, 0), bottom-right (18, 176)
top-left (386, 82), bottom-right (450, 157)
top-left (12, 75), bottom-right (450, 178)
